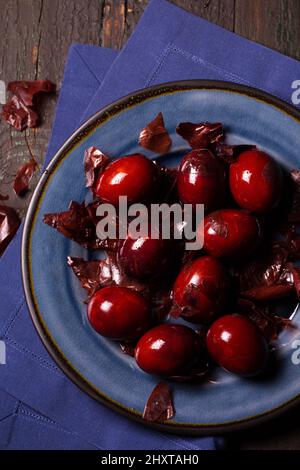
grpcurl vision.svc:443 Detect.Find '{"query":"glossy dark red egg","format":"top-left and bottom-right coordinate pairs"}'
top-left (207, 314), bottom-right (269, 376)
top-left (172, 256), bottom-right (229, 323)
top-left (177, 149), bottom-right (227, 211)
top-left (203, 208), bottom-right (261, 258)
top-left (229, 149), bottom-right (282, 213)
top-left (135, 324), bottom-right (202, 377)
top-left (94, 153), bottom-right (158, 205)
top-left (118, 235), bottom-right (172, 279)
top-left (87, 286), bottom-right (152, 340)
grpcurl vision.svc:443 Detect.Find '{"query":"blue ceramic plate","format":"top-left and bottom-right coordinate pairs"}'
top-left (22, 81), bottom-right (300, 434)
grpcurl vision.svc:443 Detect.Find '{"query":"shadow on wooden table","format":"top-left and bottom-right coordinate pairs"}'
top-left (228, 404), bottom-right (300, 450)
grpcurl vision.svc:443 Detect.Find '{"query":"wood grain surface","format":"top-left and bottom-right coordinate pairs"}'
top-left (1, 0), bottom-right (300, 450)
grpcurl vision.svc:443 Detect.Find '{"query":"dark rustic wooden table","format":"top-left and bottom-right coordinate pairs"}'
top-left (1, 0), bottom-right (300, 450)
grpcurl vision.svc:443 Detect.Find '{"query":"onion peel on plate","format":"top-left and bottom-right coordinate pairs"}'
top-left (143, 382), bottom-right (174, 422)
top-left (139, 112), bottom-right (172, 154)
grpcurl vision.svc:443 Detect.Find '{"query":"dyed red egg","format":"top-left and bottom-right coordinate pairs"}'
top-left (229, 149), bottom-right (282, 213)
top-left (207, 314), bottom-right (268, 376)
top-left (135, 324), bottom-right (202, 377)
top-left (87, 286), bottom-right (151, 340)
top-left (172, 256), bottom-right (229, 323)
top-left (203, 209), bottom-right (261, 258)
top-left (177, 149), bottom-right (227, 211)
top-left (94, 153), bottom-right (158, 205)
top-left (118, 235), bottom-right (172, 279)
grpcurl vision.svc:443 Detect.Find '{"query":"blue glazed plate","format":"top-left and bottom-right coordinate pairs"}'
top-left (22, 81), bottom-right (300, 434)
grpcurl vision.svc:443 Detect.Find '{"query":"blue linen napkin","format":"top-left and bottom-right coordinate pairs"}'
top-left (0, 45), bottom-right (118, 451)
top-left (0, 391), bottom-right (96, 449)
top-left (0, 42), bottom-right (220, 450)
top-left (1, 0), bottom-right (300, 449)
top-left (82, 0), bottom-right (300, 121)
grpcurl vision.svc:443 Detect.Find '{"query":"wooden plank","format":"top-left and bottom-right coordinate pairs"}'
top-left (101, 0), bottom-right (235, 49)
top-left (101, 0), bottom-right (127, 48)
top-left (0, 0), bottom-right (43, 215)
top-left (0, 0), bottom-right (235, 215)
top-left (234, 0), bottom-right (300, 60)
top-left (0, 0), bottom-right (103, 215)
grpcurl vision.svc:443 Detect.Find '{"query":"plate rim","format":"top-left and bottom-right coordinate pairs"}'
top-left (22, 79), bottom-right (300, 435)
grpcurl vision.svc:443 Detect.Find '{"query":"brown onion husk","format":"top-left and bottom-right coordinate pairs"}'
top-left (139, 112), bottom-right (172, 153)
top-left (13, 158), bottom-right (38, 196)
top-left (0, 205), bottom-right (20, 256)
top-left (143, 382), bottom-right (174, 422)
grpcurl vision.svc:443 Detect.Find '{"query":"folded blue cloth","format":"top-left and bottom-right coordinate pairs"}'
top-left (82, 0), bottom-right (300, 122)
top-left (0, 391), bottom-right (96, 449)
top-left (1, 0), bottom-right (300, 450)
top-left (0, 43), bottom-right (220, 451)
